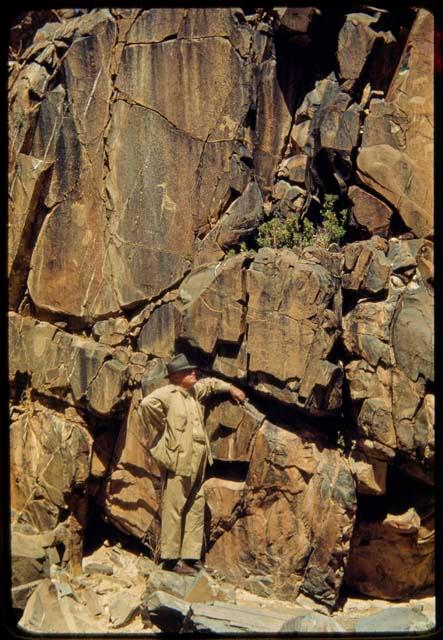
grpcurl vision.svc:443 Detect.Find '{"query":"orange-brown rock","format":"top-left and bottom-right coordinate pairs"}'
top-left (10, 400), bottom-right (92, 532)
top-left (205, 399), bottom-right (265, 462)
top-left (342, 238), bottom-right (434, 491)
top-left (194, 182), bottom-right (264, 265)
top-left (8, 312), bottom-right (128, 416)
top-left (205, 419), bottom-right (357, 607)
top-left (177, 249), bottom-right (343, 413)
top-left (204, 478), bottom-right (245, 546)
top-left (137, 303), bottom-right (180, 359)
top-left (100, 390), bottom-right (161, 547)
top-left (8, 7), bottom-right (435, 612)
top-left (357, 10), bottom-right (433, 238)
top-left (347, 186), bottom-right (393, 238)
top-left (336, 11), bottom-right (396, 89)
top-left (27, 11), bottom-right (120, 320)
top-left (176, 255), bottom-right (247, 355)
top-left (342, 237), bottom-right (390, 295)
top-left (10, 9), bottom-right (255, 321)
top-left (345, 506), bottom-right (434, 599)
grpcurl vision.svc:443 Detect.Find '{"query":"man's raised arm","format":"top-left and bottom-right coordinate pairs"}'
top-left (194, 377), bottom-right (246, 404)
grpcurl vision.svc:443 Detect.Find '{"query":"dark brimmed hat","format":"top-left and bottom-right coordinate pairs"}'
top-left (166, 353), bottom-right (196, 376)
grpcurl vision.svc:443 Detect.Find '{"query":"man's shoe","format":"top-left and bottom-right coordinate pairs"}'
top-left (161, 559), bottom-right (178, 571)
top-left (173, 560), bottom-right (197, 576)
top-left (189, 560), bottom-right (204, 571)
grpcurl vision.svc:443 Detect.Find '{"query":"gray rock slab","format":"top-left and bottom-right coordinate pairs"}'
top-left (184, 571), bottom-right (236, 604)
top-left (83, 562), bottom-right (114, 576)
top-left (11, 579), bottom-right (43, 610)
top-left (188, 601), bottom-right (294, 633)
top-left (280, 612), bottom-right (347, 633)
top-left (109, 593), bottom-right (140, 628)
top-left (141, 590), bottom-right (191, 633)
top-left (145, 568), bottom-right (195, 599)
top-left (355, 606), bottom-right (433, 633)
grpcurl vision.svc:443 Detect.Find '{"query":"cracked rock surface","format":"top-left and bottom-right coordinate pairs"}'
top-left (9, 6), bottom-right (434, 633)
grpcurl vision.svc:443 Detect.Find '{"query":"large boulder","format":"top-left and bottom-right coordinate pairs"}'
top-left (10, 401), bottom-right (91, 532)
top-left (100, 390), bottom-right (162, 546)
top-left (344, 506), bottom-right (434, 599)
top-left (342, 239), bottom-right (434, 490)
top-left (336, 11), bottom-right (397, 90)
top-left (205, 419), bottom-right (357, 608)
top-left (8, 312), bottom-right (129, 416)
top-left (356, 9), bottom-right (434, 238)
top-left (10, 9), bottom-right (254, 322)
top-left (347, 185), bottom-right (393, 238)
top-left (176, 249), bottom-right (343, 414)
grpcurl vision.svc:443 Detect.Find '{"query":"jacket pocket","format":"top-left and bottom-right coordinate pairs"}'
top-left (150, 432), bottom-right (179, 472)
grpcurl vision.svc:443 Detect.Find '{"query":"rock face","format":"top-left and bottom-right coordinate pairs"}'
top-left (100, 390), bottom-right (162, 547)
top-left (10, 400), bottom-right (91, 532)
top-left (356, 9), bottom-right (434, 238)
top-left (177, 248), bottom-right (343, 413)
top-left (345, 507), bottom-right (434, 600)
top-left (205, 418), bottom-right (356, 607)
top-left (9, 6), bottom-right (434, 626)
top-left (342, 237), bottom-right (434, 493)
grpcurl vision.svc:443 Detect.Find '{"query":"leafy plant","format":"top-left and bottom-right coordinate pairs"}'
top-left (256, 194), bottom-right (348, 251)
top-left (224, 241), bottom-right (254, 258)
top-left (315, 194), bottom-right (348, 248)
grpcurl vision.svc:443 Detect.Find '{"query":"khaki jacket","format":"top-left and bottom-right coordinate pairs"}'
top-left (138, 378), bottom-right (231, 476)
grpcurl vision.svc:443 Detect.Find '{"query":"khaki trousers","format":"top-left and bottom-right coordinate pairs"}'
top-left (160, 441), bottom-right (207, 560)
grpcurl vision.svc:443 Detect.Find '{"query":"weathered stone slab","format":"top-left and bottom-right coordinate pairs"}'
top-left (101, 390), bottom-right (161, 543)
top-left (206, 419), bottom-right (356, 608)
top-left (337, 12), bottom-right (396, 87)
top-left (355, 606), bottom-right (432, 633)
top-left (188, 601), bottom-right (294, 633)
top-left (92, 317), bottom-right (128, 347)
top-left (137, 302), bottom-right (180, 358)
top-left (141, 590), bottom-right (190, 633)
top-left (280, 612), bottom-right (346, 632)
top-left (254, 56), bottom-right (302, 195)
top-left (357, 10), bottom-right (433, 237)
top-left (195, 181), bottom-right (264, 264)
top-left (145, 569), bottom-right (195, 601)
top-left (348, 185), bottom-right (393, 237)
top-left (184, 571), bottom-right (236, 604)
top-left (178, 249), bottom-right (342, 413)
top-left (9, 312), bottom-right (128, 415)
top-left (11, 533), bottom-right (49, 588)
top-left (342, 238), bottom-right (390, 295)
top-left (11, 579), bottom-right (43, 611)
top-left (176, 254), bottom-right (246, 354)
top-left (27, 13), bottom-right (120, 320)
top-left (10, 403), bottom-right (92, 532)
top-left (108, 592), bottom-right (140, 628)
top-left (345, 507), bottom-right (434, 599)
top-left (204, 478), bottom-right (245, 546)
top-left (392, 286), bottom-right (434, 383)
top-left (19, 578), bottom-right (104, 633)
top-left (206, 399), bottom-right (265, 462)
top-left (8, 153), bottom-right (53, 309)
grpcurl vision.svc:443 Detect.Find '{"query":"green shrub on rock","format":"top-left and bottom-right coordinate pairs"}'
top-left (256, 194), bottom-right (348, 251)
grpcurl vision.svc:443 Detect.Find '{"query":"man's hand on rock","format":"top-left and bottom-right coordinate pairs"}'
top-left (229, 385), bottom-right (246, 405)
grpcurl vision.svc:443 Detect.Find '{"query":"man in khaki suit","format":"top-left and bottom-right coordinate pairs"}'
top-left (138, 353), bottom-right (245, 575)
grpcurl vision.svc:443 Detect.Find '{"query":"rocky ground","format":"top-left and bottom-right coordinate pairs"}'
top-left (17, 542), bottom-right (435, 635)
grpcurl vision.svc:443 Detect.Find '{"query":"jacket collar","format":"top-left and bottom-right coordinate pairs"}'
top-left (171, 384), bottom-right (193, 398)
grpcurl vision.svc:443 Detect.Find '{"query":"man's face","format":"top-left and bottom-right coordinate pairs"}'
top-left (171, 368), bottom-right (197, 391)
